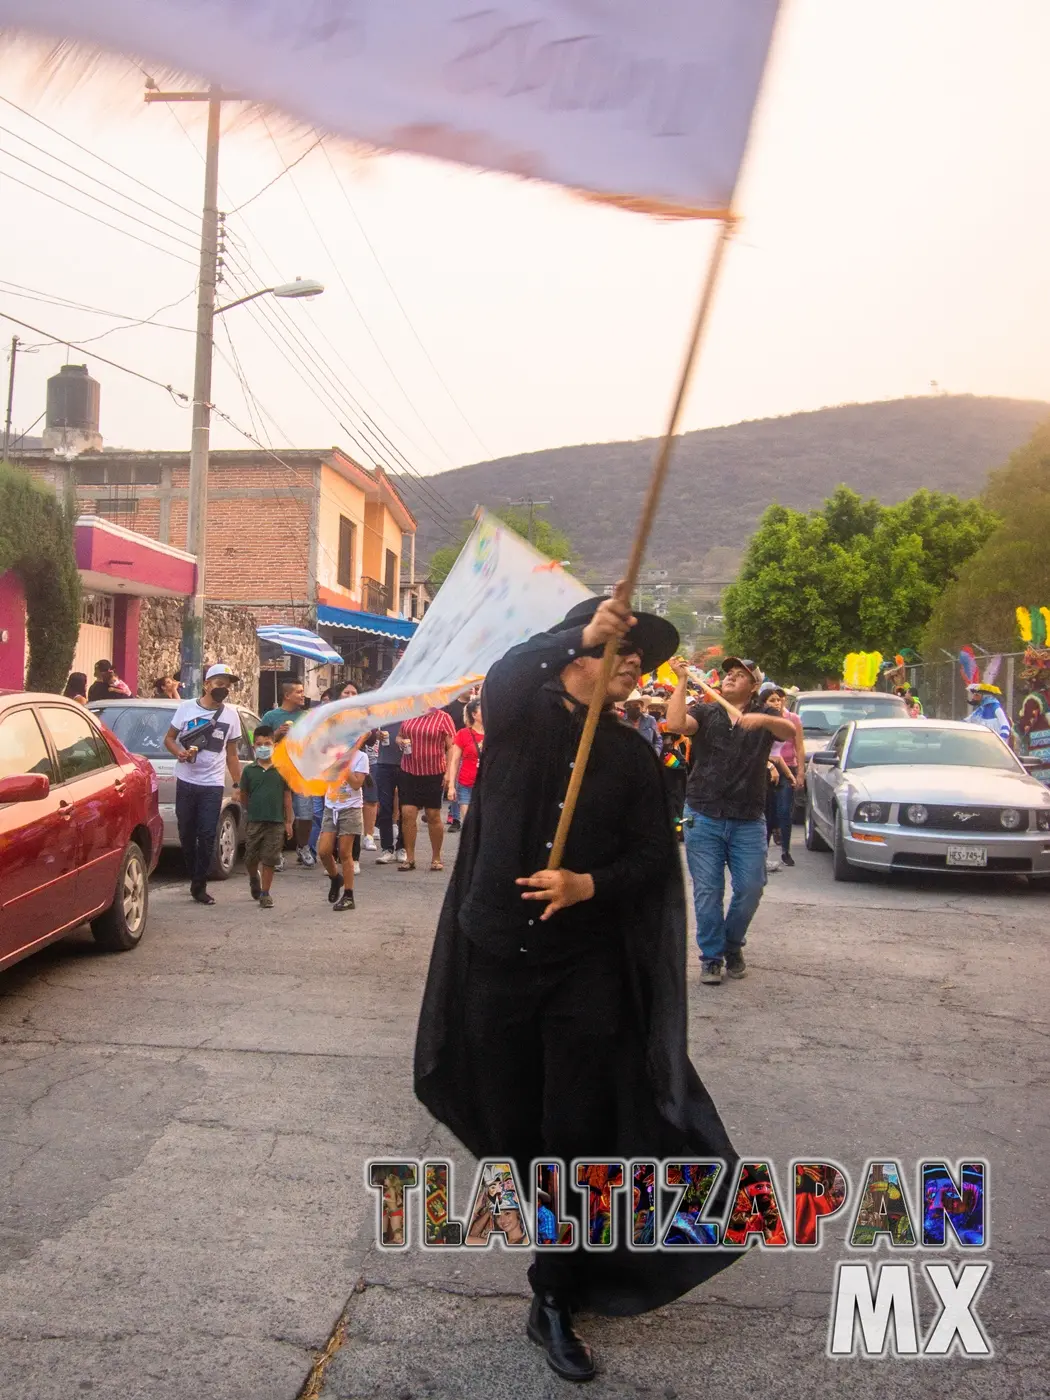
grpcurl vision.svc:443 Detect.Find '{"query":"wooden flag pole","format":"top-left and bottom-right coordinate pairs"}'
top-left (548, 215), bottom-right (738, 871)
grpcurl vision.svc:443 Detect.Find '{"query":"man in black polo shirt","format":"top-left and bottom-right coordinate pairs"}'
top-left (667, 656), bottom-right (795, 986)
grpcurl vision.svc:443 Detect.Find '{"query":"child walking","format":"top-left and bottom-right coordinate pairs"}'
top-left (241, 725), bottom-right (293, 909)
top-left (318, 738), bottom-right (370, 911)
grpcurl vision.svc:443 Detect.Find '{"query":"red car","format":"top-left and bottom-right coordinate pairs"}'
top-left (0, 692), bottom-right (164, 972)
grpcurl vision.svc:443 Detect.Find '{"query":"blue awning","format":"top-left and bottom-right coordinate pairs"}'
top-left (316, 604), bottom-right (418, 642)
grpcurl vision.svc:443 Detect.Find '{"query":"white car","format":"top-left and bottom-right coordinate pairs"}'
top-left (805, 718), bottom-right (1050, 882)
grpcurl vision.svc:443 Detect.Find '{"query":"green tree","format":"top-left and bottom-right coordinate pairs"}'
top-left (923, 421), bottom-right (1050, 653)
top-left (663, 598), bottom-right (700, 646)
top-left (0, 462), bottom-right (82, 691)
top-left (723, 487), bottom-right (997, 685)
top-left (428, 506), bottom-right (575, 588)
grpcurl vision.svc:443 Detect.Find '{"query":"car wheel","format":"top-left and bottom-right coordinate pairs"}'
top-left (209, 807), bottom-right (239, 881)
top-left (805, 795), bottom-right (830, 852)
top-left (91, 842), bottom-right (149, 951)
top-left (832, 809), bottom-right (860, 882)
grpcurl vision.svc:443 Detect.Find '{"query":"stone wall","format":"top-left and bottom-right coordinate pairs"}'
top-left (138, 598), bottom-right (260, 709)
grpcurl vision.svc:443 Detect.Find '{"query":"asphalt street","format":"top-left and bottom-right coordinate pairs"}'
top-left (1, 832), bottom-right (1047, 1400)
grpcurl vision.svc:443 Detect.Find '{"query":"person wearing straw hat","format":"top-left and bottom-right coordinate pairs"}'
top-left (415, 588), bottom-right (739, 1383)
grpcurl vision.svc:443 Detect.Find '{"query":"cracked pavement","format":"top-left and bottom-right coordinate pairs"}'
top-left (0, 841), bottom-right (1047, 1399)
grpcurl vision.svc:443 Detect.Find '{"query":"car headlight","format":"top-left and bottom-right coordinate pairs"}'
top-left (906, 804), bottom-right (928, 825)
top-left (854, 801), bottom-right (888, 823)
top-left (1037, 810), bottom-right (1050, 832)
top-left (999, 807), bottom-right (1023, 830)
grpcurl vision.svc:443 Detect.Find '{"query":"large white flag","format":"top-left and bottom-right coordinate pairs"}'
top-left (277, 511), bottom-right (591, 789)
top-left (10, 1), bottom-right (781, 215)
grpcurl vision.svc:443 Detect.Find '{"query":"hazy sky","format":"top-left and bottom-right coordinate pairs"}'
top-left (2, 0), bottom-right (1049, 492)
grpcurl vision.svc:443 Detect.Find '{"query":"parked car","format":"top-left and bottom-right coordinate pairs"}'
top-left (0, 693), bottom-right (164, 972)
top-left (804, 718), bottom-right (1050, 882)
top-left (787, 690), bottom-right (910, 817)
top-left (89, 699), bottom-right (261, 879)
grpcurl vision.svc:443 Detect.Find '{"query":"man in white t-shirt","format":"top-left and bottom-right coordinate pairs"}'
top-left (164, 664), bottom-right (244, 905)
top-left (318, 741), bottom-right (370, 912)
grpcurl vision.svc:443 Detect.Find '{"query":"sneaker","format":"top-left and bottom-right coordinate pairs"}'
top-left (353, 860), bottom-right (361, 875)
top-left (362, 834), bottom-right (377, 851)
top-left (700, 959), bottom-right (723, 985)
top-left (258, 893), bottom-right (274, 909)
top-left (448, 819), bottom-right (461, 833)
top-left (396, 848), bottom-right (408, 864)
top-left (328, 874), bottom-right (344, 905)
top-left (772, 831), bottom-right (781, 846)
top-left (274, 855), bottom-right (286, 873)
top-left (766, 858), bottom-right (781, 874)
top-left (333, 891), bottom-right (356, 912)
top-left (249, 874), bottom-right (262, 901)
top-left (781, 852), bottom-right (795, 867)
top-left (725, 949), bottom-right (747, 979)
top-left (296, 846), bottom-right (316, 867)
top-left (375, 850), bottom-right (396, 865)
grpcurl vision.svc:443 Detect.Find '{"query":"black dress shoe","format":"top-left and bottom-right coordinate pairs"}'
top-left (527, 1292), bottom-right (595, 1382)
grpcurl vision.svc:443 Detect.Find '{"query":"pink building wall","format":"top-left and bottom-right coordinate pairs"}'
top-left (0, 570), bottom-right (27, 690)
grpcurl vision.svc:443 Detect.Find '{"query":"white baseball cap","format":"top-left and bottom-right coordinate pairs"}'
top-left (205, 663), bottom-right (239, 682)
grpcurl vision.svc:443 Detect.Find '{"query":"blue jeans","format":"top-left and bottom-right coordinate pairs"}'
top-left (175, 780), bottom-right (225, 888)
top-left (309, 795), bottom-right (325, 855)
top-left (684, 810), bottom-right (768, 963)
top-left (375, 765), bottom-right (400, 853)
top-left (766, 773), bottom-right (795, 855)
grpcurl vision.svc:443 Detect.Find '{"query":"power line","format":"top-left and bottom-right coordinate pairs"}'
top-left (0, 167), bottom-right (198, 267)
top-left (0, 279), bottom-right (196, 332)
top-left (320, 140), bottom-right (494, 461)
top-left (20, 288), bottom-right (198, 349)
top-left (227, 135), bottom-right (324, 215)
top-left (259, 116), bottom-right (464, 471)
top-left (0, 145), bottom-right (200, 252)
top-left (0, 92), bottom-right (199, 220)
top-left (0, 308), bottom-right (190, 400)
top-left (0, 120), bottom-right (200, 238)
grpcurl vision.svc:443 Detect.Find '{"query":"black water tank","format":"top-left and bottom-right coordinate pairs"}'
top-left (46, 364), bottom-right (100, 432)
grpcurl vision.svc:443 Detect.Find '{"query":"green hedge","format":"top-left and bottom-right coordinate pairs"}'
top-left (0, 462), bottom-right (82, 692)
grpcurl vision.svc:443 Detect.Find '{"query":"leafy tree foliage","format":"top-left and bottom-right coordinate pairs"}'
top-left (923, 421), bottom-right (1050, 654)
top-left (428, 506), bottom-right (575, 589)
top-left (0, 462), bottom-right (82, 692)
top-left (723, 486), bottom-right (997, 684)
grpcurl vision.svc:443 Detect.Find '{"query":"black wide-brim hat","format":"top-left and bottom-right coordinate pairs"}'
top-left (550, 598), bottom-right (679, 675)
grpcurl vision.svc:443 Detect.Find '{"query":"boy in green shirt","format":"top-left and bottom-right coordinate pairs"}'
top-left (240, 725), bottom-right (293, 909)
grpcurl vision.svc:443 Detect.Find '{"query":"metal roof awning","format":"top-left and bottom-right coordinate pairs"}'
top-left (316, 604), bottom-right (418, 643)
top-left (256, 625), bottom-right (344, 665)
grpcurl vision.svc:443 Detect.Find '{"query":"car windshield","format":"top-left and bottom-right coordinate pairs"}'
top-left (96, 705), bottom-right (173, 758)
top-left (795, 696), bottom-right (905, 734)
top-left (846, 726), bottom-right (1019, 772)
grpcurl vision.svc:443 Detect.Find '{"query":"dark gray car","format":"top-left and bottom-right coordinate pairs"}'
top-left (89, 699), bottom-right (260, 879)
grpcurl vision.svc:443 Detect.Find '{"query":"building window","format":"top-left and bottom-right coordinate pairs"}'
top-left (81, 593), bottom-right (114, 628)
top-left (384, 549), bottom-right (397, 611)
top-left (94, 497), bottom-right (139, 515)
top-left (338, 516), bottom-right (356, 590)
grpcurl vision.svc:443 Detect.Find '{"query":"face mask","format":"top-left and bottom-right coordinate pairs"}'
top-left (254, 744), bottom-right (273, 760)
top-left (210, 687), bottom-right (230, 703)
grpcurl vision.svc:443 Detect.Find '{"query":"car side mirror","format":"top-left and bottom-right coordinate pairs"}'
top-left (0, 773), bottom-right (50, 803)
top-left (811, 751), bottom-right (839, 767)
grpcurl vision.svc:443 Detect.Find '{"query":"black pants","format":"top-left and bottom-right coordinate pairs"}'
top-left (462, 940), bottom-right (623, 1300)
top-left (175, 781), bottom-right (224, 887)
top-left (375, 766), bottom-right (400, 853)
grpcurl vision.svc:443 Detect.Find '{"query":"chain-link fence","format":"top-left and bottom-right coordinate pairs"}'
top-left (897, 652), bottom-right (1027, 723)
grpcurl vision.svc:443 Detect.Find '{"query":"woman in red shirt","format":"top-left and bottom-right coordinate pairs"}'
top-left (445, 700), bottom-right (485, 823)
top-left (397, 707), bottom-right (456, 871)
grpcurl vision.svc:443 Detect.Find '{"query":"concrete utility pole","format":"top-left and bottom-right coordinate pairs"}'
top-left (507, 496), bottom-right (553, 546)
top-left (2, 336), bottom-right (19, 462)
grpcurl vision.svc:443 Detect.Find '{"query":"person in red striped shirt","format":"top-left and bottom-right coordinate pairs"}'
top-left (397, 707), bottom-right (457, 871)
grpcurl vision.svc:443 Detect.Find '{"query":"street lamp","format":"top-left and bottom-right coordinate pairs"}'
top-left (183, 257), bottom-right (323, 693)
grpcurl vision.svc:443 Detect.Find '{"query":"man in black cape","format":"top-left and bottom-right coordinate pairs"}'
top-left (414, 590), bottom-right (740, 1382)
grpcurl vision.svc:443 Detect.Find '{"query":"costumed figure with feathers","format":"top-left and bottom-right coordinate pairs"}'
top-left (958, 647), bottom-right (1011, 745)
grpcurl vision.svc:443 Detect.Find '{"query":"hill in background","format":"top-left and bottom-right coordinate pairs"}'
top-left (397, 395), bottom-right (1049, 584)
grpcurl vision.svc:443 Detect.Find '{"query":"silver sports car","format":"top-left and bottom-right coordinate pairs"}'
top-left (804, 719), bottom-right (1050, 882)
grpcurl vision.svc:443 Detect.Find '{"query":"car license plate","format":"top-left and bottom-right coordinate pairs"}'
top-left (947, 845), bottom-right (988, 867)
